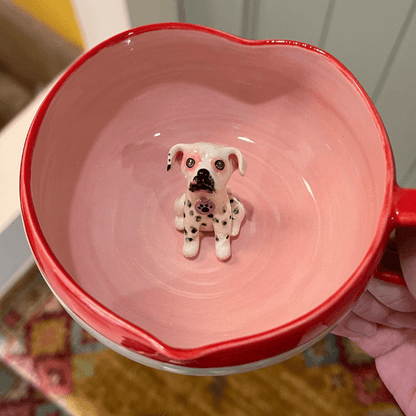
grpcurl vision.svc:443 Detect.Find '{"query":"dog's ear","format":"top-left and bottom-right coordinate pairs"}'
top-left (167, 144), bottom-right (185, 172)
top-left (227, 148), bottom-right (247, 176)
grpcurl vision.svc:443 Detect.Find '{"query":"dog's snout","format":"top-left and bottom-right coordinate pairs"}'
top-left (197, 168), bottom-right (210, 178)
top-left (189, 168), bottom-right (215, 193)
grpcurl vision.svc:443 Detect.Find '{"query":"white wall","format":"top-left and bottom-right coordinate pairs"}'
top-left (126, 0), bottom-right (416, 186)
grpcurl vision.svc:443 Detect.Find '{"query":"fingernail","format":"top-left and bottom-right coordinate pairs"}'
top-left (387, 314), bottom-right (416, 329)
top-left (345, 319), bottom-right (377, 336)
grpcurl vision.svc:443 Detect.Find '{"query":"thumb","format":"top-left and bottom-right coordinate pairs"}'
top-left (397, 227), bottom-right (416, 300)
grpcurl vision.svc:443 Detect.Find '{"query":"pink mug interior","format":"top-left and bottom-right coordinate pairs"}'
top-left (25, 26), bottom-right (389, 352)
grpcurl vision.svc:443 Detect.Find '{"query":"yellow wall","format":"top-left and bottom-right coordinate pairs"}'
top-left (11, 0), bottom-right (84, 49)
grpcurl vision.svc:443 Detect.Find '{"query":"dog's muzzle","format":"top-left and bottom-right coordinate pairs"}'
top-left (189, 168), bottom-right (216, 193)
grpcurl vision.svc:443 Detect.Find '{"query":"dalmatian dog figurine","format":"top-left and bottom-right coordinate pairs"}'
top-left (167, 142), bottom-right (247, 260)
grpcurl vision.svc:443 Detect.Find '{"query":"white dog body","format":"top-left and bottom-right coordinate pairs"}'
top-left (167, 142), bottom-right (247, 260)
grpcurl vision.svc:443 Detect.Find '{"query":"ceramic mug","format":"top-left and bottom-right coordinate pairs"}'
top-left (20, 23), bottom-right (416, 375)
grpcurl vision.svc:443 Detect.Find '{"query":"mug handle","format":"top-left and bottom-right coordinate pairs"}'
top-left (373, 185), bottom-right (416, 286)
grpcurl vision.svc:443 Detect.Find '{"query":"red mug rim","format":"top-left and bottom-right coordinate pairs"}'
top-left (20, 22), bottom-right (396, 367)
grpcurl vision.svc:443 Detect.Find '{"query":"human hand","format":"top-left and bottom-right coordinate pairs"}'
top-left (332, 228), bottom-right (416, 416)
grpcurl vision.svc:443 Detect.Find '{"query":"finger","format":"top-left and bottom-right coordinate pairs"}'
top-left (367, 278), bottom-right (416, 312)
top-left (386, 312), bottom-right (416, 329)
top-left (397, 227), bottom-right (416, 300)
top-left (332, 312), bottom-right (376, 337)
top-left (348, 326), bottom-right (416, 358)
top-left (352, 290), bottom-right (391, 322)
top-left (375, 339), bottom-right (416, 415)
top-left (353, 290), bottom-right (416, 329)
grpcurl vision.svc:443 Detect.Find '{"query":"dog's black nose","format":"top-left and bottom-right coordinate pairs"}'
top-left (197, 168), bottom-right (210, 178)
top-left (190, 168), bottom-right (215, 193)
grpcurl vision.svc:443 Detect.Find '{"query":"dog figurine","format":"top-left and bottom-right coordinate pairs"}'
top-left (167, 142), bottom-right (247, 260)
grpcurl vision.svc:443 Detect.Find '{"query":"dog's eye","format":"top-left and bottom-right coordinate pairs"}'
top-left (215, 160), bottom-right (225, 170)
top-left (186, 158), bottom-right (195, 168)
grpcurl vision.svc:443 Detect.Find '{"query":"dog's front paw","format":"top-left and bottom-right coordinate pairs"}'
top-left (215, 237), bottom-right (231, 261)
top-left (183, 236), bottom-right (200, 258)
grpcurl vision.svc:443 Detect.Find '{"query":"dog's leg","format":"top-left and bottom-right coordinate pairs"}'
top-left (182, 220), bottom-right (201, 258)
top-left (174, 193), bottom-right (186, 230)
top-left (213, 225), bottom-right (231, 260)
top-left (212, 207), bottom-right (233, 261)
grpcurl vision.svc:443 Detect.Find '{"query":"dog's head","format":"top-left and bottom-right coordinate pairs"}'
top-left (167, 142), bottom-right (247, 194)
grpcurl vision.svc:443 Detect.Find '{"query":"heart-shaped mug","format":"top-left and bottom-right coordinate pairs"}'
top-left (20, 23), bottom-right (416, 375)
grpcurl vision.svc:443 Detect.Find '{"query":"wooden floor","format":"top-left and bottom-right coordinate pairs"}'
top-left (0, 266), bottom-right (405, 416)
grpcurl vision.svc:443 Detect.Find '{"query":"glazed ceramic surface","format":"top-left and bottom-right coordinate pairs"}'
top-left (20, 23), bottom-right (416, 371)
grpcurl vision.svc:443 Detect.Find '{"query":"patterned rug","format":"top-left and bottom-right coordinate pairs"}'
top-left (0, 266), bottom-right (404, 415)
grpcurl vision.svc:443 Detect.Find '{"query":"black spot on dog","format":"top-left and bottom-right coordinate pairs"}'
top-left (208, 214), bottom-right (214, 218)
top-left (226, 235), bottom-right (229, 239)
top-left (229, 215), bottom-right (232, 219)
top-left (191, 227), bottom-right (197, 234)
top-left (187, 200), bottom-right (192, 208)
top-left (222, 221), bottom-right (227, 226)
top-left (183, 213), bottom-right (186, 218)
top-left (223, 207), bottom-right (227, 214)
top-left (184, 229), bottom-right (188, 235)
top-left (213, 218), bottom-right (219, 223)
top-left (189, 210), bottom-right (194, 216)
top-left (233, 208), bottom-right (239, 215)
top-left (215, 236), bottom-right (219, 242)
top-left (201, 223), bottom-right (207, 226)
top-left (167, 164), bottom-right (171, 171)
top-left (186, 237), bottom-right (193, 242)
top-left (195, 216), bottom-right (202, 222)
top-left (230, 199), bottom-right (234, 204)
